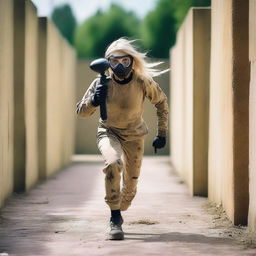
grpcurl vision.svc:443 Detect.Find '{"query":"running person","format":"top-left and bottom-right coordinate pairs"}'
top-left (76, 38), bottom-right (169, 240)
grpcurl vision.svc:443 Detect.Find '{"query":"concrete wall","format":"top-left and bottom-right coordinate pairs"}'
top-left (170, 22), bottom-right (186, 181)
top-left (38, 17), bottom-right (47, 180)
top-left (208, 0), bottom-right (249, 225)
top-left (24, 0), bottom-right (39, 190)
top-left (13, 0), bottom-right (39, 191)
top-left (60, 39), bottom-right (76, 166)
top-left (0, 0), bottom-right (14, 207)
top-left (38, 18), bottom-right (76, 179)
top-left (0, 0), bottom-right (76, 207)
top-left (170, 8), bottom-right (210, 196)
top-left (46, 20), bottom-right (64, 177)
top-left (75, 60), bottom-right (170, 156)
top-left (13, 0), bottom-right (25, 192)
top-left (248, 0), bottom-right (256, 230)
top-left (171, 0), bottom-right (250, 226)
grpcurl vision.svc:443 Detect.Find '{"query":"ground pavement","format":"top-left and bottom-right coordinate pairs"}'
top-left (0, 156), bottom-right (256, 256)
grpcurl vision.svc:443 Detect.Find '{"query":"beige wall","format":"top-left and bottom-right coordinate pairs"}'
top-left (13, 0), bottom-right (39, 191)
top-left (75, 60), bottom-right (170, 156)
top-left (38, 18), bottom-right (76, 179)
top-left (46, 20), bottom-right (63, 177)
top-left (0, 0), bottom-right (14, 207)
top-left (60, 39), bottom-right (76, 166)
top-left (249, 61), bottom-right (256, 230)
top-left (0, 0), bottom-right (76, 208)
top-left (192, 9), bottom-right (211, 196)
top-left (13, 0), bottom-right (26, 192)
top-left (208, 0), bottom-right (233, 212)
top-left (24, 0), bottom-right (38, 190)
top-left (170, 23), bottom-right (186, 180)
top-left (38, 17), bottom-right (47, 180)
top-left (170, 8), bottom-right (210, 196)
top-left (248, 0), bottom-right (256, 230)
top-left (208, 0), bottom-right (249, 225)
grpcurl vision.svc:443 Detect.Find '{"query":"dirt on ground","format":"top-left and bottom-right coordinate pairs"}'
top-left (128, 219), bottom-right (160, 225)
top-left (203, 201), bottom-right (256, 249)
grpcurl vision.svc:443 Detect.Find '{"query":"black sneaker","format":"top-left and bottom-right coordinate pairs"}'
top-left (108, 216), bottom-right (124, 240)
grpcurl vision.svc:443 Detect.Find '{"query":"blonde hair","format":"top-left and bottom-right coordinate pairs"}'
top-left (105, 38), bottom-right (169, 80)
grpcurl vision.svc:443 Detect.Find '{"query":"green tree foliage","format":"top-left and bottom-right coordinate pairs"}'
top-left (74, 4), bottom-right (140, 58)
top-left (51, 4), bottom-right (77, 45)
top-left (142, 0), bottom-right (211, 58)
top-left (174, 0), bottom-right (211, 30)
top-left (141, 0), bottom-right (176, 58)
top-left (51, 0), bottom-right (210, 58)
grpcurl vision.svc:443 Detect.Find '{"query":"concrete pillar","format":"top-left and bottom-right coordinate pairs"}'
top-left (0, 0), bottom-right (14, 207)
top-left (13, 0), bottom-right (39, 191)
top-left (38, 17), bottom-right (47, 180)
top-left (24, 0), bottom-right (39, 190)
top-left (38, 18), bottom-right (76, 178)
top-left (13, 0), bottom-right (26, 192)
top-left (192, 8), bottom-right (211, 196)
top-left (170, 24), bottom-right (186, 179)
top-left (248, 0), bottom-right (256, 230)
top-left (208, 0), bottom-right (249, 225)
top-left (45, 20), bottom-right (63, 177)
top-left (60, 39), bottom-right (76, 166)
top-left (170, 8), bottom-right (211, 196)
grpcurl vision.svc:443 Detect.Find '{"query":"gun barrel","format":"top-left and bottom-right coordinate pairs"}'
top-left (89, 58), bottom-right (109, 121)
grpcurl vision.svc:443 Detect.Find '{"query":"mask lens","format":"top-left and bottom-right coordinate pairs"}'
top-left (109, 58), bottom-right (119, 68)
top-left (108, 55), bottom-right (132, 68)
top-left (121, 57), bottom-right (131, 67)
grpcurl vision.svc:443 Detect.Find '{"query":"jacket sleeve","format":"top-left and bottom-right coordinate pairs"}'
top-left (144, 78), bottom-right (169, 137)
top-left (76, 78), bottom-right (99, 118)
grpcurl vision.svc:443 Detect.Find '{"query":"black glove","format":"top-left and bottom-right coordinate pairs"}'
top-left (91, 84), bottom-right (108, 107)
top-left (152, 136), bottom-right (166, 154)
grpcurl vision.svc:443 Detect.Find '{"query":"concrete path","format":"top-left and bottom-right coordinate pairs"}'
top-left (0, 156), bottom-right (256, 256)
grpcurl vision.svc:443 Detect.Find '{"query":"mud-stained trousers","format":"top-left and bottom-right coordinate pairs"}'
top-left (97, 125), bottom-right (144, 211)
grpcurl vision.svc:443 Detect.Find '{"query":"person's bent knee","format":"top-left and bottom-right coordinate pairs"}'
top-left (103, 159), bottom-right (124, 173)
top-left (103, 159), bottom-right (124, 174)
top-left (109, 158), bottom-right (123, 167)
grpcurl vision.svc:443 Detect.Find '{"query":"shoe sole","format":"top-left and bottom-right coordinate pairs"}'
top-left (108, 232), bottom-right (124, 240)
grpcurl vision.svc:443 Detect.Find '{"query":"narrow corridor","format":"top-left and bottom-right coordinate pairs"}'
top-left (0, 156), bottom-right (255, 256)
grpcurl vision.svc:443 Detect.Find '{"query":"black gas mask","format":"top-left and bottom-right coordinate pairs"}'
top-left (108, 55), bottom-right (133, 79)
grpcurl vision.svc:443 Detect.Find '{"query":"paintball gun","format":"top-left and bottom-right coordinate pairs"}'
top-left (90, 58), bottom-right (110, 121)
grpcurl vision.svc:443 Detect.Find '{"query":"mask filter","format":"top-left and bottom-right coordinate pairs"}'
top-left (111, 63), bottom-right (132, 79)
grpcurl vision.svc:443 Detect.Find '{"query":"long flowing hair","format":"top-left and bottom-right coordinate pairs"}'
top-left (105, 38), bottom-right (169, 81)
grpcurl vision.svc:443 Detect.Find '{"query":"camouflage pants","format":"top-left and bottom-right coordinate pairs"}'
top-left (97, 126), bottom-right (144, 211)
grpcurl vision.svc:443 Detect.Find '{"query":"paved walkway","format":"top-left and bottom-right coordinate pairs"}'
top-left (0, 156), bottom-right (256, 256)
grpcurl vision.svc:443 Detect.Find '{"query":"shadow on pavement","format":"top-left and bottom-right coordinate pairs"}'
top-left (124, 231), bottom-right (233, 245)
